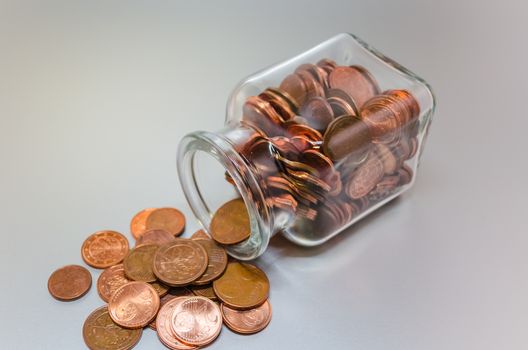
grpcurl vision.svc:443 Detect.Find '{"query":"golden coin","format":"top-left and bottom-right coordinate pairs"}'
top-left (123, 244), bottom-right (159, 282)
top-left (108, 281), bottom-right (160, 329)
top-left (210, 198), bottom-right (250, 245)
top-left (130, 208), bottom-right (156, 240)
top-left (81, 230), bottom-right (129, 269)
top-left (152, 239), bottom-right (208, 287)
top-left (213, 262), bottom-right (269, 310)
top-left (48, 265), bottom-right (92, 301)
top-left (96, 264), bottom-right (131, 303)
top-left (145, 207), bottom-right (186, 237)
top-left (191, 284), bottom-right (218, 301)
top-left (192, 239), bottom-right (227, 285)
top-left (83, 306), bottom-right (142, 350)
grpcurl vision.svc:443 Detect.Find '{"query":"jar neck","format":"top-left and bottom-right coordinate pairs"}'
top-left (178, 123), bottom-right (287, 260)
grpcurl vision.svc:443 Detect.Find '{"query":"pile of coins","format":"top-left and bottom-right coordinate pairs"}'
top-left (48, 206), bottom-right (271, 349)
top-left (236, 59), bottom-right (420, 237)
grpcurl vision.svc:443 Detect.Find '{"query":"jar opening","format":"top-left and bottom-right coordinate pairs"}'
top-left (177, 130), bottom-right (272, 260)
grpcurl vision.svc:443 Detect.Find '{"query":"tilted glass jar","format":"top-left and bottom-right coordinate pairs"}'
top-left (177, 33), bottom-right (435, 260)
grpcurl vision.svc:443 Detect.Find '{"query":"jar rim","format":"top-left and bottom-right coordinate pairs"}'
top-left (177, 130), bottom-right (273, 260)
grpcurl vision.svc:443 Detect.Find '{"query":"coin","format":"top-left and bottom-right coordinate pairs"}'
top-left (150, 281), bottom-right (169, 297)
top-left (328, 66), bottom-right (377, 108)
top-left (145, 208), bottom-right (186, 237)
top-left (221, 300), bottom-right (272, 334)
top-left (323, 115), bottom-right (372, 162)
top-left (130, 208), bottom-right (156, 240)
top-left (152, 239), bottom-right (208, 287)
top-left (375, 144), bottom-right (398, 174)
top-left (191, 284), bottom-right (218, 301)
top-left (300, 96), bottom-right (334, 133)
top-left (213, 262), bottom-right (269, 310)
top-left (192, 239), bottom-right (228, 285)
top-left (135, 229), bottom-right (175, 246)
top-left (170, 296), bottom-right (222, 347)
top-left (82, 230), bottom-right (129, 269)
top-left (97, 264), bottom-right (131, 303)
top-left (190, 229), bottom-right (210, 240)
top-left (279, 73), bottom-right (307, 106)
top-left (296, 70), bottom-right (325, 99)
top-left (210, 198), bottom-right (251, 245)
top-left (48, 265), bottom-right (92, 301)
top-left (148, 288), bottom-right (194, 331)
top-left (108, 281), bottom-right (160, 329)
top-left (156, 297), bottom-right (197, 350)
top-left (83, 306), bottom-right (142, 350)
top-left (345, 152), bottom-right (384, 199)
top-left (123, 244), bottom-right (159, 282)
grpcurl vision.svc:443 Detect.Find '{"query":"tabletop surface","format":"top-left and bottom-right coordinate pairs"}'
top-left (1, 1), bottom-right (527, 349)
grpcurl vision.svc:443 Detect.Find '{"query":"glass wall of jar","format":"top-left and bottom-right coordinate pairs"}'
top-left (178, 33), bottom-right (435, 260)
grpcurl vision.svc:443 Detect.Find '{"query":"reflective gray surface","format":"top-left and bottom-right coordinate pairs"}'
top-left (1, 1), bottom-right (527, 349)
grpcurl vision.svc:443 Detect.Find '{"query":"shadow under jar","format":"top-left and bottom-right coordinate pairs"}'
top-left (178, 33), bottom-right (436, 260)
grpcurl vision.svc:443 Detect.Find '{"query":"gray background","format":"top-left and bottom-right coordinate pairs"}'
top-left (1, 1), bottom-right (527, 349)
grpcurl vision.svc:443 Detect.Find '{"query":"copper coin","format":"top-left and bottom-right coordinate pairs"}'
top-left (259, 88), bottom-right (296, 121)
top-left (108, 281), bottom-right (160, 329)
top-left (213, 262), bottom-right (269, 310)
top-left (170, 296), bottom-right (222, 347)
top-left (83, 306), bottom-right (142, 350)
top-left (135, 229), bottom-right (175, 246)
top-left (323, 115), bottom-right (372, 162)
top-left (221, 300), bottom-right (272, 334)
top-left (123, 244), bottom-right (159, 282)
top-left (375, 143), bottom-right (398, 174)
top-left (145, 207), bottom-right (186, 237)
top-left (300, 96), bottom-right (334, 133)
top-left (153, 239), bottom-right (208, 287)
top-left (267, 87), bottom-right (300, 112)
top-left (150, 281), bottom-right (169, 297)
top-left (82, 230), bottom-right (129, 269)
top-left (279, 73), bottom-right (307, 106)
top-left (130, 208), bottom-right (156, 240)
top-left (328, 66), bottom-right (377, 108)
top-left (345, 153), bottom-right (384, 199)
top-left (326, 88), bottom-right (359, 115)
top-left (48, 265), bottom-right (92, 301)
top-left (210, 198), bottom-right (251, 245)
top-left (97, 264), bottom-right (131, 303)
top-left (360, 97), bottom-right (400, 144)
top-left (191, 284), bottom-right (218, 301)
top-left (192, 239), bottom-right (228, 285)
top-left (385, 89), bottom-right (420, 119)
top-left (297, 70), bottom-right (325, 99)
top-left (190, 229), bottom-right (210, 240)
top-left (156, 297), bottom-right (197, 350)
top-left (398, 164), bottom-right (414, 185)
top-left (149, 288), bottom-right (194, 331)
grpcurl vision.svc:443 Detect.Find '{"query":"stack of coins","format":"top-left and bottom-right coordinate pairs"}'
top-left (48, 206), bottom-right (272, 350)
top-left (238, 59), bottom-right (420, 237)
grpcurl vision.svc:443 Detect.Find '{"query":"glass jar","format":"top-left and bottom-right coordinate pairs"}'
top-left (177, 33), bottom-right (435, 260)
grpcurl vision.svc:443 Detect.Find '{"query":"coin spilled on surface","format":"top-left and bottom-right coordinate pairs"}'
top-left (48, 205), bottom-right (271, 349)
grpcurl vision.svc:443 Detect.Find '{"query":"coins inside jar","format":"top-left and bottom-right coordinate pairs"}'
top-left (236, 59), bottom-right (420, 242)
